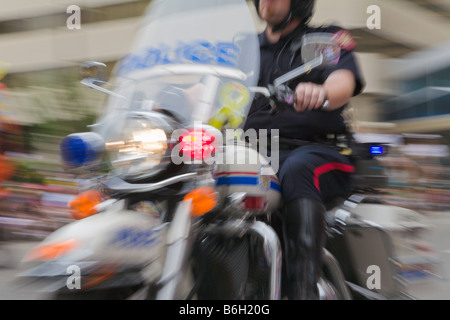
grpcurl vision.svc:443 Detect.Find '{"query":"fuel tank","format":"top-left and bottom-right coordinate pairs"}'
top-left (214, 144), bottom-right (281, 212)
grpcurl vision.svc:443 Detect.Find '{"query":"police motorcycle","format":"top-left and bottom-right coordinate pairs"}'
top-left (18, 0), bottom-right (415, 300)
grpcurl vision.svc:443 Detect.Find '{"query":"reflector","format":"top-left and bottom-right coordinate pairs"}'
top-left (243, 195), bottom-right (267, 211)
top-left (184, 186), bottom-right (218, 217)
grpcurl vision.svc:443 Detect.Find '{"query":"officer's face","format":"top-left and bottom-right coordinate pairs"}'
top-left (258, 0), bottom-right (291, 26)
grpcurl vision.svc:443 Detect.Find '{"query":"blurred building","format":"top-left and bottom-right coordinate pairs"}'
top-left (310, 0), bottom-right (450, 143)
top-left (0, 0), bottom-right (450, 139)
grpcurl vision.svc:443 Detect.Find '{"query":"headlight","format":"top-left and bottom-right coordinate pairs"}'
top-left (105, 116), bottom-right (170, 178)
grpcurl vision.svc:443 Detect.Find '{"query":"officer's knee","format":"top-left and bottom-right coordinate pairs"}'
top-left (279, 156), bottom-right (313, 181)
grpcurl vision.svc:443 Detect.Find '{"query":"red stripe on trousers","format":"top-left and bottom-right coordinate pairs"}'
top-left (313, 162), bottom-right (355, 192)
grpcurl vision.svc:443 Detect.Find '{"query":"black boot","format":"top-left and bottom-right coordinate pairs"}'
top-left (282, 198), bottom-right (326, 300)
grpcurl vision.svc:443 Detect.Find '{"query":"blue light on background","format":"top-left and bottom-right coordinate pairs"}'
top-left (370, 145), bottom-right (384, 155)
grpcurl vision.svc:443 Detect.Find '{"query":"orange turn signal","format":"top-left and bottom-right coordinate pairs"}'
top-left (183, 186), bottom-right (218, 217)
top-left (69, 190), bottom-right (103, 220)
top-left (25, 239), bottom-right (78, 261)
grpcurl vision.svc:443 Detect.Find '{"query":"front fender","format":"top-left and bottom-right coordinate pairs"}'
top-left (18, 210), bottom-right (169, 292)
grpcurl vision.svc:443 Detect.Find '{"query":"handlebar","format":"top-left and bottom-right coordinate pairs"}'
top-left (249, 84), bottom-right (329, 115)
top-left (249, 54), bottom-right (329, 115)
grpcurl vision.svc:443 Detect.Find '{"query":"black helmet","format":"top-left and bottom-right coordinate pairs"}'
top-left (254, 0), bottom-right (315, 31)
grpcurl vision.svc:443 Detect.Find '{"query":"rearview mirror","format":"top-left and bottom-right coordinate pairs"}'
top-left (273, 33), bottom-right (341, 88)
top-left (79, 61), bottom-right (126, 99)
top-left (301, 33), bottom-right (341, 66)
top-left (80, 61), bottom-right (108, 85)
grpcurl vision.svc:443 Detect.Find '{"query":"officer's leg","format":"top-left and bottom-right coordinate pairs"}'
top-left (277, 146), bottom-right (352, 300)
top-left (283, 197), bottom-right (325, 300)
top-left (277, 150), bottom-right (323, 299)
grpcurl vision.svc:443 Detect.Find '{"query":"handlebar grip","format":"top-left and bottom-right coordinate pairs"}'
top-left (270, 98), bottom-right (329, 115)
top-left (319, 99), bottom-right (329, 110)
top-left (287, 95), bottom-right (329, 110)
top-left (269, 84), bottom-right (329, 115)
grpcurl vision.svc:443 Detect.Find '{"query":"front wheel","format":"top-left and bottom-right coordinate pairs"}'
top-left (193, 234), bottom-right (250, 300)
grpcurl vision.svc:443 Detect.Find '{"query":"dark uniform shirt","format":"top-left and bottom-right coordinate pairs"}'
top-left (243, 24), bottom-right (364, 140)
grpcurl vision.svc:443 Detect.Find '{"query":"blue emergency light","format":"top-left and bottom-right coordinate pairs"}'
top-left (60, 132), bottom-right (105, 167)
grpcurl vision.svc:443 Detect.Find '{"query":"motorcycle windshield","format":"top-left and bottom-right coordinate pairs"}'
top-left (97, 0), bottom-right (260, 131)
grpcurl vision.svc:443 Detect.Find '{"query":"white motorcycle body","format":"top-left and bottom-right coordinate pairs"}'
top-left (38, 209), bottom-right (167, 267)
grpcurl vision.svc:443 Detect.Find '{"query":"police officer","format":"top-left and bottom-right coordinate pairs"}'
top-left (244, 0), bottom-right (364, 299)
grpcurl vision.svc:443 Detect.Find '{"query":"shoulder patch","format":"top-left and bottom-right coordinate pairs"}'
top-left (330, 30), bottom-right (357, 51)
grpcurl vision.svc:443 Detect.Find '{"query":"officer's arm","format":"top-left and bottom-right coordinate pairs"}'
top-left (294, 69), bottom-right (356, 112)
top-left (322, 69), bottom-right (356, 110)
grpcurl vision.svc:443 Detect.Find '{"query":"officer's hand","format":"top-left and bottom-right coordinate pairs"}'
top-left (293, 82), bottom-right (327, 112)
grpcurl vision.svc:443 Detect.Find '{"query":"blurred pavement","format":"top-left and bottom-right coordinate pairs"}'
top-left (402, 209), bottom-right (450, 300)
top-left (1, 209), bottom-right (450, 300)
top-left (0, 240), bottom-right (46, 299)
